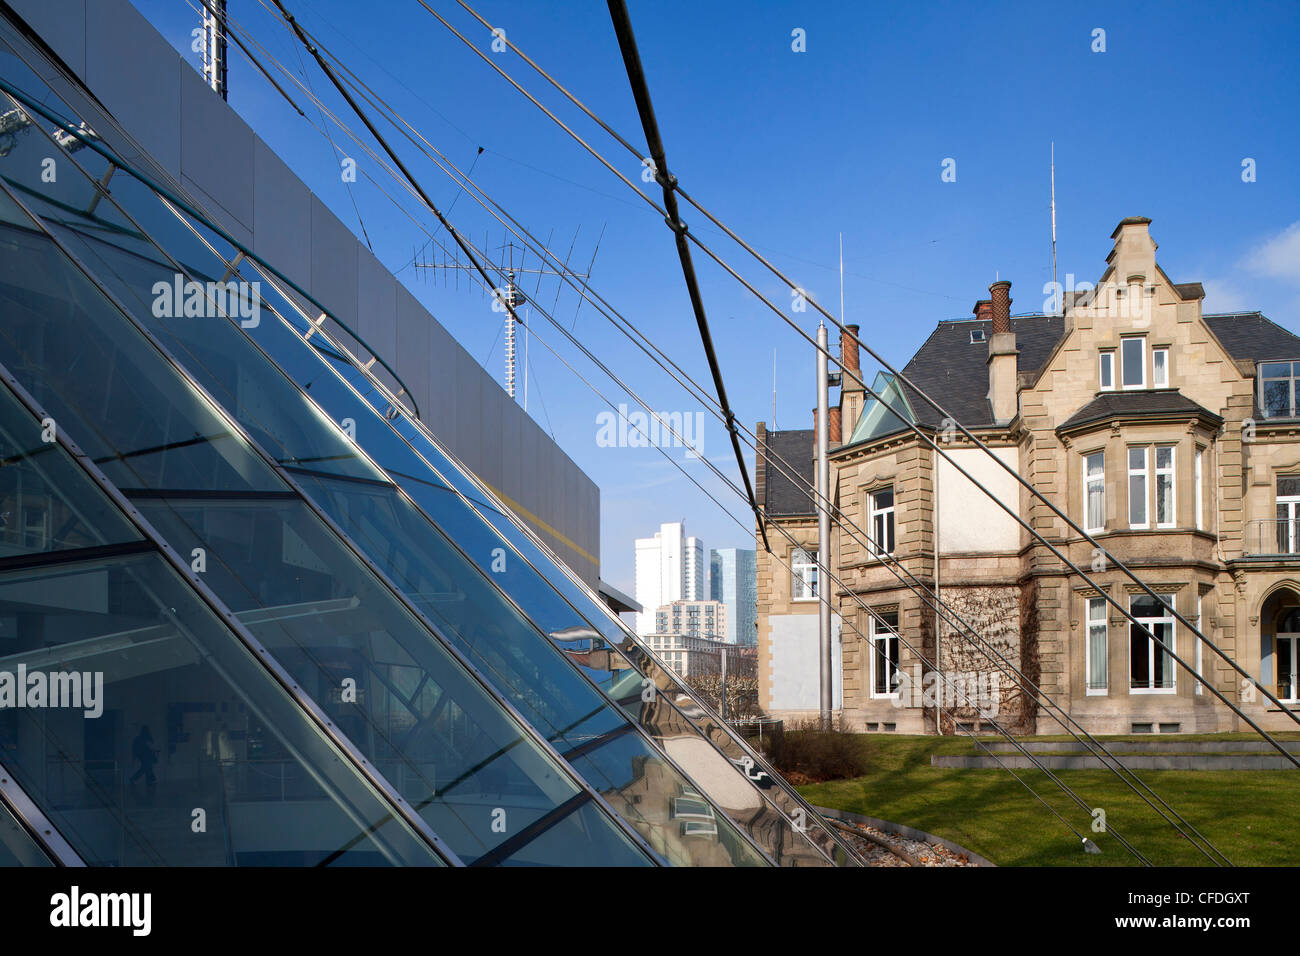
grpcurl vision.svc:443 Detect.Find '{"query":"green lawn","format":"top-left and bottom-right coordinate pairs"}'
top-left (796, 734), bottom-right (1300, 866)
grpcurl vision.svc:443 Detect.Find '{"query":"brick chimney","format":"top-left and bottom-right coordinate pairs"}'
top-left (973, 299), bottom-right (993, 322)
top-left (839, 323), bottom-right (863, 440)
top-left (986, 280), bottom-right (1018, 425)
top-left (828, 406), bottom-right (842, 446)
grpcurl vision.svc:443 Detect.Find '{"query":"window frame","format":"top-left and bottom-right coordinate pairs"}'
top-left (1086, 596), bottom-right (1109, 695)
top-left (1121, 337), bottom-right (1146, 390)
top-left (1099, 351), bottom-right (1115, 391)
top-left (867, 486), bottom-right (896, 559)
top-left (1154, 444), bottom-right (1176, 529)
top-left (1152, 347), bottom-right (1169, 388)
top-left (1194, 446), bottom-right (1204, 531)
top-left (1258, 360), bottom-right (1300, 420)
top-left (869, 609), bottom-right (901, 700)
top-left (1128, 446), bottom-right (1149, 529)
top-left (1083, 450), bottom-right (1106, 533)
top-left (791, 547), bottom-right (819, 602)
top-left (1129, 593), bottom-right (1177, 694)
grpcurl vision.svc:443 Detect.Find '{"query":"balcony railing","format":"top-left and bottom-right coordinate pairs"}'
top-left (1244, 518), bottom-right (1300, 557)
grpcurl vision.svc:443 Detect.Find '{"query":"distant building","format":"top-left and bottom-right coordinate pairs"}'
top-left (634, 521), bottom-right (705, 634)
top-left (655, 599), bottom-right (728, 642)
top-left (644, 632), bottom-right (730, 679)
top-left (710, 547), bottom-right (757, 644)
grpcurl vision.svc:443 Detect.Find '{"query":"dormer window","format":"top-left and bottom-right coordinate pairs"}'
top-left (970, 328), bottom-right (986, 344)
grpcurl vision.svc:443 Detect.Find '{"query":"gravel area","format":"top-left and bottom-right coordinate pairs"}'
top-left (834, 821), bottom-right (981, 867)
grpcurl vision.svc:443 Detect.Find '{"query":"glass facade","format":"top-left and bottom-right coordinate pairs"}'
top-left (0, 12), bottom-right (857, 866)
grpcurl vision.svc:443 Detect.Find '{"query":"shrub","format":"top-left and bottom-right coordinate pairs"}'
top-left (764, 717), bottom-right (868, 783)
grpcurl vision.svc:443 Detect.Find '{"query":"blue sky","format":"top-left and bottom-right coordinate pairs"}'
top-left (134, 0), bottom-right (1300, 594)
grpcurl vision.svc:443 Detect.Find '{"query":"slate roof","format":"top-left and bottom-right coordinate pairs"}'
top-left (1204, 312), bottom-right (1300, 363)
top-left (889, 315), bottom-right (1067, 430)
top-left (762, 428), bottom-right (815, 516)
top-left (1057, 389), bottom-right (1223, 434)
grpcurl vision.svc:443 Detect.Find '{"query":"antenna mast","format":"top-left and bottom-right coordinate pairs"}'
top-left (1051, 141), bottom-right (1059, 314)
top-left (202, 0), bottom-right (229, 100)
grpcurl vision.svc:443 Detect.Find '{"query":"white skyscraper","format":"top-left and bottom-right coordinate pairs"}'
top-left (634, 522), bottom-right (705, 635)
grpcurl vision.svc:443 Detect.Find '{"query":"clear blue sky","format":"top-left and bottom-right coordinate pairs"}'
top-left (134, 0), bottom-right (1300, 594)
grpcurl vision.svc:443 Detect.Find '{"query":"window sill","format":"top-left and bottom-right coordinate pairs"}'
top-left (1129, 687), bottom-right (1177, 695)
top-left (1085, 688), bottom-right (1109, 697)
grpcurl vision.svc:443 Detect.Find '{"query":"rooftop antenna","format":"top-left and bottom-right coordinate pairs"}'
top-left (1051, 141), bottom-right (1059, 314)
top-left (839, 231), bottom-right (845, 327)
top-left (201, 0), bottom-right (229, 101)
top-left (415, 230), bottom-right (598, 402)
top-left (771, 348), bottom-right (777, 430)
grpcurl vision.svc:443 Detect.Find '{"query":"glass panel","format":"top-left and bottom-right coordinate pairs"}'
top-left (1131, 595), bottom-right (1168, 618)
top-left (1152, 622), bottom-right (1173, 688)
top-left (1260, 362), bottom-right (1293, 379)
top-left (1156, 474), bottom-right (1173, 525)
top-left (1121, 339), bottom-right (1144, 386)
top-left (1277, 639), bottom-right (1293, 701)
top-left (1130, 624), bottom-right (1150, 688)
top-left (1099, 353), bottom-right (1113, 389)
top-left (0, 798), bottom-right (54, 866)
top-left (0, 552), bottom-right (450, 865)
top-left (1088, 621), bottom-right (1107, 690)
top-left (1263, 379), bottom-right (1291, 418)
top-left (1152, 349), bottom-right (1167, 387)
top-left (0, 187), bottom-right (651, 867)
top-left (1129, 474), bottom-right (1146, 525)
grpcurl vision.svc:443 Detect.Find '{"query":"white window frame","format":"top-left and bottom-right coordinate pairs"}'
top-left (1277, 633), bottom-right (1300, 704)
top-left (868, 486), bottom-right (896, 559)
top-left (1083, 451), bottom-right (1106, 533)
top-left (1121, 337), bottom-right (1146, 390)
top-left (791, 547), bottom-right (818, 601)
top-left (870, 610), bottom-right (901, 700)
top-left (1086, 596), bottom-right (1109, 695)
top-left (1129, 594), bottom-right (1176, 694)
top-left (1194, 447), bottom-right (1203, 531)
top-left (1276, 477), bottom-right (1300, 555)
top-left (1154, 444), bottom-right (1176, 529)
top-left (1152, 347), bottom-right (1169, 388)
top-left (1128, 446), bottom-right (1149, 529)
top-left (1099, 351), bottom-right (1115, 391)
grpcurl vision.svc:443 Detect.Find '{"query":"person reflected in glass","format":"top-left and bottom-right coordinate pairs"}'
top-left (129, 725), bottom-right (159, 789)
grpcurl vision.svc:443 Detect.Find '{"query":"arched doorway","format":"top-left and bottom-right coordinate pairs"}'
top-left (1260, 588), bottom-right (1300, 703)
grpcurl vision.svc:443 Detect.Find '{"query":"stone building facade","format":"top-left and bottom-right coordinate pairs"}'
top-left (757, 217), bottom-right (1300, 735)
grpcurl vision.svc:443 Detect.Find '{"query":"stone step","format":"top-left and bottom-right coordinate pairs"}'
top-left (981, 739), bottom-right (1300, 754)
top-left (933, 753), bottom-right (1297, 770)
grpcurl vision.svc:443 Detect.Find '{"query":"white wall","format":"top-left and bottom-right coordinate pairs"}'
top-left (768, 614), bottom-right (843, 711)
top-left (937, 446), bottom-right (1021, 554)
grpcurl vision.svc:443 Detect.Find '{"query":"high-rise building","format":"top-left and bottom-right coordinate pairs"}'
top-left (710, 548), bottom-right (758, 644)
top-left (655, 599), bottom-right (728, 641)
top-left (633, 521), bottom-right (705, 634)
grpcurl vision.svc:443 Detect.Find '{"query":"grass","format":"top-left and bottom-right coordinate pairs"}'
top-left (795, 734), bottom-right (1300, 866)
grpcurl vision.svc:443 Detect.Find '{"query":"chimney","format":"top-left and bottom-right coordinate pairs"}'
top-left (828, 406), bottom-right (842, 446)
top-left (973, 299), bottom-right (993, 323)
top-left (811, 406), bottom-right (818, 449)
top-left (840, 324), bottom-right (861, 377)
top-left (986, 280), bottom-right (1018, 425)
top-left (990, 280), bottom-right (1011, 334)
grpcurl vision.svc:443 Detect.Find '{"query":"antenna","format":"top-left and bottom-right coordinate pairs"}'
top-left (1051, 141), bottom-right (1059, 314)
top-left (838, 232), bottom-right (845, 326)
top-left (771, 348), bottom-right (777, 430)
top-left (415, 230), bottom-right (599, 401)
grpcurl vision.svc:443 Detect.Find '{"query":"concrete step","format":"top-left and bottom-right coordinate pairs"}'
top-left (981, 739), bottom-right (1300, 754)
top-left (933, 752), bottom-right (1297, 770)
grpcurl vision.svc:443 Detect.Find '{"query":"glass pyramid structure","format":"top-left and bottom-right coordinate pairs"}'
top-left (0, 13), bottom-right (860, 866)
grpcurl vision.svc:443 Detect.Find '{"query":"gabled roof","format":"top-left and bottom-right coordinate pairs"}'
top-left (1204, 312), bottom-right (1300, 363)
top-left (1056, 389), bottom-right (1223, 435)
top-left (762, 428), bottom-right (815, 516)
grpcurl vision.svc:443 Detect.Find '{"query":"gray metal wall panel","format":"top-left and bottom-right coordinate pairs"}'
top-left (309, 195), bottom-right (358, 326)
top-left (499, 396), bottom-right (523, 520)
top-left (8, 0), bottom-right (86, 78)
top-left (454, 356), bottom-right (484, 479)
top-left (356, 247), bottom-right (398, 373)
top-left (424, 308), bottom-right (457, 441)
top-left (181, 174), bottom-right (252, 249)
top-left (394, 284), bottom-right (432, 425)
top-left (252, 136), bottom-right (311, 290)
top-left (178, 65), bottom-right (253, 233)
top-left (477, 376), bottom-right (503, 496)
top-left (85, 0), bottom-right (181, 177)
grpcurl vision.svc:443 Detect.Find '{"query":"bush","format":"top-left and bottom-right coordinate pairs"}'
top-left (764, 717), bottom-right (868, 783)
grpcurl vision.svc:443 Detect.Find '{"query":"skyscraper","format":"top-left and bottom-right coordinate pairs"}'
top-left (634, 521), bottom-right (705, 634)
top-left (710, 548), bottom-right (758, 645)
